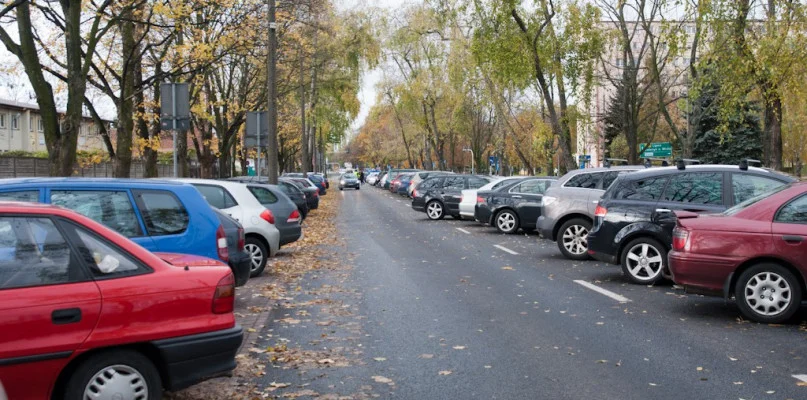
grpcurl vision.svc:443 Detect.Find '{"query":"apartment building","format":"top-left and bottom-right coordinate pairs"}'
top-left (0, 99), bottom-right (108, 153)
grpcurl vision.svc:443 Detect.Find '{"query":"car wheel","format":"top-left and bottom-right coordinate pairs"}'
top-left (620, 237), bottom-right (667, 285)
top-left (557, 218), bottom-right (592, 260)
top-left (245, 237), bottom-right (268, 277)
top-left (339, 187), bottom-right (343, 190)
top-left (495, 209), bottom-right (519, 234)
top-left (356, 186), bottom-right (360, 190)
top-left (735, 263), bottom-right (802, 324)
top-left (426, 200), bottom-right (445, 220)
top-left (64, 350), bottom-right (161, 400)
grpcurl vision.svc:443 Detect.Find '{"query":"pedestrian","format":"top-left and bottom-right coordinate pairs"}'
top-left (359, 169), bottom-right (365, 183)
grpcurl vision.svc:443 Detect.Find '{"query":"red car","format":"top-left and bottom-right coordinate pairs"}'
top-left (0, 201), bottom-right (242, 400)
top-left (669, 182), bottom-right (807, 323)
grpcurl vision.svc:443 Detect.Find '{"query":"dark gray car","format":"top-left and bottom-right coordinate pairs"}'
top-left (245, 184), bottom-right (303, 246)
top-left (338, 173), bottom-right (360, 190)
top-left (211, 208), bottom-right (251, 287)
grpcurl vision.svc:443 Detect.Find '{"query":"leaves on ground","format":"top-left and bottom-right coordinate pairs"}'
top-left (372, 375), bottom-right (394, 385)
top-left (438, 370), bottom-right (453, 376)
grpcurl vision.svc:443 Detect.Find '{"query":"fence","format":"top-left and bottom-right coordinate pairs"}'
top-left (0, 157), bottom-right (210, 178)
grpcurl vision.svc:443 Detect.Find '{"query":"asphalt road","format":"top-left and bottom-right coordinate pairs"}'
top-left (262, 184), bottom-right (807, 399)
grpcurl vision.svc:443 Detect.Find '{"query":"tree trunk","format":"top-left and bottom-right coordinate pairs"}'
top-left (299, 48), bottom-right (309, 173)
top-left (763, 94), bottom-right (783, 170)
top-left (115, 7), bottom-right (137, 178)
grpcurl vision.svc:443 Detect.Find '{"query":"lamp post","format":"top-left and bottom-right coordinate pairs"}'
top-left (462, 147), bottom-right (474, 174)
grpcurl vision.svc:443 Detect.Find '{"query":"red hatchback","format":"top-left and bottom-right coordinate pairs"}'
top-left (669, 182), bottom-right (807, 323)
top-left (0, 202), bottom-right (243, 400)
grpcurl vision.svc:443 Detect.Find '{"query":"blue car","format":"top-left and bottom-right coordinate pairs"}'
top-left (0, 178), bottom-right (228, 264)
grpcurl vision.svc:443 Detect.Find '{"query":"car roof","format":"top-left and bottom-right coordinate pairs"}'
top-left (618, 164), bottom-right (795, 181)
top-left (0, 177), bottom-right (190, 189)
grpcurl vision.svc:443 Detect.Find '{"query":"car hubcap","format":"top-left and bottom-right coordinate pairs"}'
top-left (744, 272), bottom-right (791, 316)
top-left (84, 364), bottom-right (147, 400)
top-left (626, 243), bottom-right (663, 280)
top-left (427, 203), bottom-right (442, 219)
top-left (245, 243), bottom-right (264, 272)
top-left (562, 225), bottom-right (588, 255)
top-left (497, 213), bottom-right (516, 232)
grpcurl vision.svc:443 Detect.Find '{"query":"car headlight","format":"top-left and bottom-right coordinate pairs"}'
top-left (340, 180), bottom-right (346, 184)
top-left (541, 196), bottom-right (557, 207)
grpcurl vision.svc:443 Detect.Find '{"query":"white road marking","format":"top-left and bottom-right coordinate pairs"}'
top-left (574, 280), bottom-right (632, 303)
top-left (793, 374), bottom-right (807, 383)
top-left (494, 244), bottom-right (519, 255)
top-left (456, 228), bottom-right (471, 234)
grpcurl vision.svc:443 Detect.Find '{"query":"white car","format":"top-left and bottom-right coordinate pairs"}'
top-left (172, 179), bottom-right (281, 277)
top-left (459, 176), bottom-right (523, 219)
top-left (366, 172), bottom-right (379, 185)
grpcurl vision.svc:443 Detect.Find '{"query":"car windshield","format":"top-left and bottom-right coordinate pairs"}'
top-left (723, 183), bottom-right (791, 216)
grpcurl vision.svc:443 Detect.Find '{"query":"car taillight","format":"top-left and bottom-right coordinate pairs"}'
top-left (287, 209), bottom-right (301, 223)
top-left (237, 227), bottom-right (245, 252)
top-left (212, 273), bottom-right (235, 314)
top-left (216, 225), bottom-right (229, 262)
top-left (594, 205), bottom-right (608, 218)
top-left (413, 189), bottom-right (418, 197)
top-left (673, 227), bottom-right (689, 251)
top-left (477, 196), bottom-right (485, 204)
top-left (312, 191), bottom-right (319, 198)
top-left (260, 209), bottom-right (275, 224)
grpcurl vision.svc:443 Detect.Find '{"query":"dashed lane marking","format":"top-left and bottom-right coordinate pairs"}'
top-left (574, 280), bottom-right (632, 303)
top-left (493, 244), bottom-right (519, 255)
top-left (456, 228), bottom-right (471, 234)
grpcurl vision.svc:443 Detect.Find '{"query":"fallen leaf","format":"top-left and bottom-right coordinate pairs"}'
top-left (247, 328), bottom-right (257, 333)
top-left (419, 354), bottom-right (434, 359)
top-left (649, 383), bottom-right (658, 386)
top-left (318, 358), bottom-right (334, 364)
top-left (733, 382), bottom-right (743, 385)
top-left (438, 370), bottom-right (453, 376)
top-left (502, 266), bottom-right (514, 270)
top-left (453, 346), bottom-right (466, 350)
top-left (372, 376), bottom-right (393, 385)
top-left (373, 357), bottom-right (387, 362)
top-left (729, 357), bottom-right (738, 361)
top-left (797, 381), bottom-right (807, 387)
top-left (270, 382), bottom-right (290, 388)
top-left (765, 391), bottom-right (775, 394)
top-left (597, 360), bottom-right (608, 364)
top-left (484, 365), bottom-right (492, 369)
top-left (696, 367), bottom-right (703, 371)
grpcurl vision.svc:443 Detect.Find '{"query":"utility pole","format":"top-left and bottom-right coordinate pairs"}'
top-left (266, 0), bottom-right (279, 183)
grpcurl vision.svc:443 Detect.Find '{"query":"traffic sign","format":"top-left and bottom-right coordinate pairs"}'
top-left (489, 156), bottom-right (498, 165)
top-left (640, 142), bottom-right (672, 158)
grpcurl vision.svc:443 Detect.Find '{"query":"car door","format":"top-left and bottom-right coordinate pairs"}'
top-left (510, 179), bottom-right (551, 227)
top-left (442, 176), bottom-right (467, 213)
top-left (771, 194), bottom-right (807, 266)
top-left (0, 216), bottom-right (101, 400)
top-left (132, 190), bottom-right (191, 253)
top-left (654, 172), bottom-right (726, 241)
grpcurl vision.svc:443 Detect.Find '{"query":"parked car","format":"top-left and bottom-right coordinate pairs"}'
top-left (377, 172), bottom-right (389, 188)
top-left (285, 178), bottom-right (320, 210)
top-left (412, 175), bottom-right (493, 220)
top-left (227, 176), bottom-right (309, 220)
top-left (459, 177), bottom-right (522, 219)
top-left (0, 178), bottom-right (229, 265)
top-left (306, 174), bottom-right (328, 196)
top-left (408, 171), bottom-right (453, 197)
top-left (312, 173), bottom-right (329, 189)
top-left (366, 172), bottom-right (380, 186)
top-left (212, 208), bottom-right (251, 287)
top-left (174, 179), bottom-right (282, 277)
top-left (475, 177), bottom-right (557, 234)
top-left (394, 173), bottom-right (415, 196)
top-left (383, 169), bottom-right (419, 190)
top-left (339, 173), bottom-right (361, 190)
top-left (537, 166), bottom-right (643, 260)
top-left (242, 183), bottom-right (302, 246)
top-left (587, 163), bottom-right (795, 284)
top-left (668, 183), bottom-right (807, 323)
top-left (0, 201), bottom-right (242, 400)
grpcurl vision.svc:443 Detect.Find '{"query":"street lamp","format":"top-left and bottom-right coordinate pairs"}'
top-left (462, 148), bottom-right (474, 174)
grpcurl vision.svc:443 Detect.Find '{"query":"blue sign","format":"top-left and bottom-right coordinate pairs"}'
top-left (489, 156), bottom-right (498, 165)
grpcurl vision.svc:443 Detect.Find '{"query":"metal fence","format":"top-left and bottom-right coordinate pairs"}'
top-left (0, 156), bottom-right (203, 178)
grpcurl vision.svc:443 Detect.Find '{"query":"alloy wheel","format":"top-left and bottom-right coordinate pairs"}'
top-left (84, 364), bottom-right (148, 400)
top-left (625, 243), bottom-right (663, 281)
top-left (427, 202), bottom-right (443, 219)
top-left (743, 272), bottom-right (792, 316)
top-left (561, 225), bottom-right (588, 255)
top-left (245, 243), bottom-right (264, 272)
top-left (497, 212), bottom-right (517, 233)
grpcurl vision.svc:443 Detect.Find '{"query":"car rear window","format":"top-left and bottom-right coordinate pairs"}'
top-left (613, 176), bottom-right (669, 201)
top-left (468, 177), bottom-right (488, 189)
top-left (51, 190), bottom-right (142, 237)
top-left (732, 173), bottom-right (787, 204)
top-left (511, 179), bottom-right (551, 194)
top-left (564, 172), bottom-right (603, 189)
top-left (134, 190), bottom-right (189, 236)
top-left (193, 184), bottom-right (238, 209)
top-left (249, 186), bottom-right (279, 205)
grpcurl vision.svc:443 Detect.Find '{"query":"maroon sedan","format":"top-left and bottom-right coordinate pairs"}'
top-left (669, 182), bottom-right (807, 323)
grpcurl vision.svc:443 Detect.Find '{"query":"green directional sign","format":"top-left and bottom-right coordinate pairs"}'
top-left (640, 142), bottom-right (673, 158)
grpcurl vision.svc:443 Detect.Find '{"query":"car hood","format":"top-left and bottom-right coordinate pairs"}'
top-left (155, 252), bottom-right (228, 267)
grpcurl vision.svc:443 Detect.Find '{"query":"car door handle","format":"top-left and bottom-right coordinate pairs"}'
top-left (655, 208), bottom-right (673, 213)
top-left (782, 235), bottom-right (804, 243)
top-left (512, 195), bottom-right (522, 199)
top-left (52, 308), bottom-right (82, 325)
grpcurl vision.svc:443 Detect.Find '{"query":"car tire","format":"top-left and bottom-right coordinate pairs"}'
top-left (735, 263), bottom-right (802, 324)
top-left (495, 209), bottom-right (519, 234)
top-left (426, 200), bottom-right (445, 220)
top-left (620, 237), bottom-right (667, 285)
top-left (339, 187), bottom-right (343, 190)
top-left (356, 186), bottom-right (360, 190)
top-left (63, 350), bottom-right (161, 400)
top-left (557, 218), bottom-right (593, 260)
top-left (245, 237), bottom-right (268, 277)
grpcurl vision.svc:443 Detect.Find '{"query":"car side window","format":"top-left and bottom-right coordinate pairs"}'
top-left (468, 177), bottom-right (488, 189)
top-left (0, 217), bottom-right (85, 290)
top-left (134, 190), bottom-right (189, 236)
top-left (249, 186), bottom-right (278, 204)
top-left (51, 190), bottom-right (143, 237)
top-left (732, 174), bottom-right (786, 205)
top-left (68, 223), bottom-right (150, 279)
top-left (0, 191), bottom-right (39, 202)
top-left (565, 172), bottom-right (603, 189)
top-left (419, 178), bottom-right (441, 190)
top-left (602, 171), bottom-right (633, 190)
top-left (194, 184), bottom-right (238, 209)
top-left (444, 177), bottom-right (466, 190)
top-left (512, 180), bottom-right (549, 194)
top-left (661, 172), bottom-right (723, 205)
top-left (776, 195), bottom-right (807, 224)
top-left (614, 176), bottom-right (669, 201)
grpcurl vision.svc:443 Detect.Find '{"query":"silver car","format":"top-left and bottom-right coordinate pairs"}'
top-left (536, 166), bottom-right (641, 260)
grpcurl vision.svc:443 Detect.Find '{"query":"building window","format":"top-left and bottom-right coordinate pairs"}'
top-left (38, 118), bottom-right (43, 132)
top-left (616, 58), bottom-right (624, 67)
top-left (685, 25), bottom-right (696, 34)
top-left (29, 115), bottom-right (33, 132)
top-left (0, 113), bottom-right (5, 128)
top-left (11, 115), bottom-right (18, 130)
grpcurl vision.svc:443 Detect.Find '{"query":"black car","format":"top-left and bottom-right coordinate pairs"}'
top-left (284, 178), bottom-right (320, 210)
top-left (476, 177), bottom-right (557, 234)
top-left (226, 176), bottom-right (310, 219)
top-left (211, 208), bottom-right (251, 287)
top-left (339, 173), bottom-right (361, 190)
top-left (587, 163), bottom-right (795, 284)
top-left (412, 175), bottom-right (492, 220)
